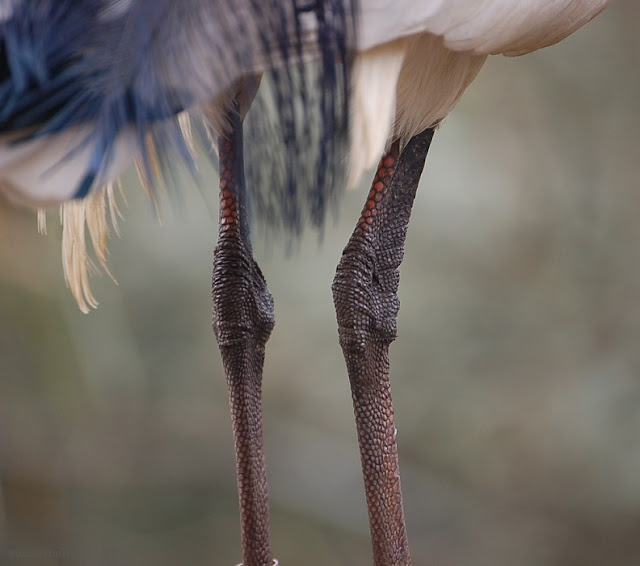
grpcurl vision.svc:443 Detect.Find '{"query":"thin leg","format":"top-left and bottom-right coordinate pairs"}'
top-left (212, 105), bottom-right (276, 566)
top-left (332, 129), bottom-right (434, 566)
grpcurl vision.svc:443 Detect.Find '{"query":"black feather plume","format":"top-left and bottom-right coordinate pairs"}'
top-left (0, 0), bottom-right (357, 232)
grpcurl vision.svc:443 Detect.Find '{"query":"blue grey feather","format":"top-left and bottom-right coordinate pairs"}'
top-left (0, 0), bottom-right (357, 232)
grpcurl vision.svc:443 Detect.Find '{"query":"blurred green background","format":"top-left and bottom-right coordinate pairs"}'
top-left (1, 3), bottom-right (639, 565)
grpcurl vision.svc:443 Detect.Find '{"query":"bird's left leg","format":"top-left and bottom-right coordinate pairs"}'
top-left (332, 128), bottom-right (434, 566)
top-left (212, 102), bottom-right (276, 566)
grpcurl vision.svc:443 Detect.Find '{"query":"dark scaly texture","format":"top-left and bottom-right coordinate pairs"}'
top-left (332, 128), bottom-right (434, 566)
top-left (212, 109), bottom-right (275, 566)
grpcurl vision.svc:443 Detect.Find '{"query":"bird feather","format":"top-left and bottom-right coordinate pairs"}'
top-left (0, 0), bottom-right (613, 311)
top-left (0, 0), bottom-right (356, 227)
top-left (357, 0), bottom-right (611, 55)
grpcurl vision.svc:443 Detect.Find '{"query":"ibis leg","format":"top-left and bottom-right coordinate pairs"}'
top-left (332, 129), bottom-right (434, 566)
top-left (212, 108), bottom-right (276, 566)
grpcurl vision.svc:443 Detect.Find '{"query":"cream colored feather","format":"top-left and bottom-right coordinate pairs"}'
top-left (348, 40), bottom-right (407, 190)
top-left (59, 183), bottom-right (122, 313)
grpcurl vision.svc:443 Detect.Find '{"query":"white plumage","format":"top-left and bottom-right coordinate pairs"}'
top-left (1, 0), bottom-right (611, 210)
top-left (358, 0), bottom-right (610, 55)
top-left (350, 0), bottom-right (610, 186)
top-left (0, 126), bottom-right (136, 206)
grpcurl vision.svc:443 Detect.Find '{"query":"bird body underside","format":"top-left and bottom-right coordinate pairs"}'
top-left (0, 0), bottom-right (611, 204)
top-left (0, 0), bottom-right (611, 309)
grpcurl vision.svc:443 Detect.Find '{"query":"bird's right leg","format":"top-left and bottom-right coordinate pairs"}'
top-left (212, 103), bottom-right (276, 566)
top-left (332, 129), bottom-right (434, 566)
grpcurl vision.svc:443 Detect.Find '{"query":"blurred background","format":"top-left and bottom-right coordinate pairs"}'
top-left (1, 3), bottom-right (639, 565)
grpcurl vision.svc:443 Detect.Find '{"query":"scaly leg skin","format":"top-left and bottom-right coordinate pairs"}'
top-left (212, 106), bottom-right (277, 566)
top-left (332, 129), bottom-right (434, 566)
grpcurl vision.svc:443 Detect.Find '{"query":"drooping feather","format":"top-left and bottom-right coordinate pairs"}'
top-left (0, 0), bottom-right (356, 225)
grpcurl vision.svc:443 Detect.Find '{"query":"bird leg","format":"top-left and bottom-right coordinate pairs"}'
top-left (212, 107), bottom-right (276, 566)
top-left (332, 128), bottom-right (434, 566)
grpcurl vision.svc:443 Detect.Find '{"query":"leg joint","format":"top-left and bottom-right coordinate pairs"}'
top-left (332, 244), bottom-right (400, 348)
top-left (212, 243), bottom-right (275, 348)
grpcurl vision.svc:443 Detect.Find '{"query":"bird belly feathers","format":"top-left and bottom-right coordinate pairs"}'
top-left (0, 127), bottom-right (136, 207)
top-left (348, 0), bottom-right (611, 187)
top-left (0, 0), bottom-right (612, 206)
top-left (349, 33), bottom-right (486, 189)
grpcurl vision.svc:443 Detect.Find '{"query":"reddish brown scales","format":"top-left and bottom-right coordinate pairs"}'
top-left (213, 113), bottom-right (275, 566)
top-left (333, 129), bottom-right (433, 566)
top-left (357, 141), bottom-right (400, 233)
top-left (219, 138), bottom-right (241, 229)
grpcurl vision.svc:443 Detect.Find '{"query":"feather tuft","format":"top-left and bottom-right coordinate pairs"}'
top-left (36, 208), bottom-right (47, 234)
top-left (60, 182), bottom-right (124, 312)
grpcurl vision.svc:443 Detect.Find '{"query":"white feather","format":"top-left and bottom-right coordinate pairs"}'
top-left (394, 34), bottom-right (486, 144)
top-left (358, 0), bottom-right (611, 56)
top-left (348, 40), bottom-right (407, 190)
top-left (343, 0), bottom-right (611, 188)
top-left (1, 1), bottom-right (612, 206)
top-left (348, 33), bottom-right (486, 189)
top-left (0, 127), bottom-right (136, 208)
